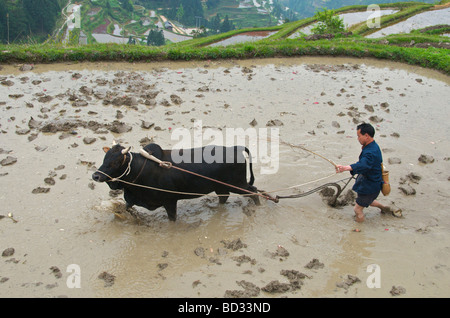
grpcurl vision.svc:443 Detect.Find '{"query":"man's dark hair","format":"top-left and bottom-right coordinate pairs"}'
top-left (357, 123), bottom-right (375, 137)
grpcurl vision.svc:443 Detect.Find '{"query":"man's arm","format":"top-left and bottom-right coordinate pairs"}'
top-left (336, 152), bottom-right (375, 174)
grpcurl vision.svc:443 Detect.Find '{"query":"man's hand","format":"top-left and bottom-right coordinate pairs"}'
top-left (336, 165), bottom-right (352, 173)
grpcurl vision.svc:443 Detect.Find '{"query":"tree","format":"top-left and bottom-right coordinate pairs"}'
top-left (219, 15), bottom-right (232, 33)
top-left (191, 26), bottom-right (207, 38)
top-left (206, 0), bottom-right (220, 10)
top-left (176, 4), bottom-right (184, 22)
top-left (105, 0), bottom-right (112, 16)
top-left (311, 8), bottom-right (346, 35)
top-left (128, 35), bottom-right (136, 44)
top-left (0, 0), bottom-right (60, 43)
top-left (179, 0), bottom-right (203, 26)
top-left (23, 0), bottom-right (60, 36)
top-left (210, 13), bottom-right (221, 34)
top-left (147, 28), bottom-right (165, 46)
top-left (120, 0), bottom-right (134, 12)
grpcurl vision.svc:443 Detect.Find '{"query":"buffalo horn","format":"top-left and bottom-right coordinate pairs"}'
top-left (121, 146), bottom-right (131, 155)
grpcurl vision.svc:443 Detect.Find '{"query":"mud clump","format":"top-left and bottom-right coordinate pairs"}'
top-left (194, 247), bottom-right (205, 258)
top-left (44, 177), bottom-right (56, 186)
top-left (19, 64), bottom-right (34, 72)
top-left (2, 248), bottom-right (15, 257)
top-left (418, 154), bottom-right (434, 164)
top-left (170, 94), bottom-right (183, 105)
top-left (40, 120), bottom-right (85, 133)
top-left (1, 79), bottom-right (14, 86)
top-left (1, 156), bottom-right (17, 166)
top-left (390, 285), bottom-right (406, 296)
top-left (38, 95), bottom-right (53, 103)
top-left (32, 187), bottom-right (50, 194)
top-left (37, 119), bottom-right (131, 135)
top-left (399, 172), bottom-right (421, 196)
top-left (267, 245), bottom-right (289, 260)
top-left (224, 280), bottom-right (260, 298)
top-left (158, 263), bottom-right (168, 271)
top-left (402, 172), bottom-right (421, 184)
top-left (305, 258), bottom-right (324, 270)
top-left (266, 119), bottom-right (284, 127)
top-left (399, 184), bottom-right (416, 196)
top-left (320, 188), bottom-right (355, 207)
top-left (83, 137), bottom-right (97, 145)
top-left (106, 121), bottom-right (132, 134)
top-left (262, 280), bottom-right (291, 293)
top-left (261, 270), bottom-right (308, 293)
top-left (221, 238), bottom-right (247, 251)
top-left (336, 275), bottom-right (360, 290)
top-left (281, 269), bottom-right (308, 290)
top-left (232, 255), bottom-right (256, 266)
top-left (305, 63), bottom-right (359, 73)
top-left (50, 266), bottom-right (62, 279)
top-left (98, 271), bottom-right (115, 287)
top-left (110, 96), bottom-right (138, 107)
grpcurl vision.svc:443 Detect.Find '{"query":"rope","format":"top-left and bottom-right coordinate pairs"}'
top-left (104, 152), bottom-right (133, 182)
top-left (96, 149), bottom-right (275, 201)
top-left (139, 148), bottom-right (274, 201)
top-left (95, 142), bottom-right (345, 203)
top-left (257, 136), bottom-right (342, 194)
top-left (262, 172), bottom-right (338, 194)
top-left (268, 136), bottom-right (338, 168)
top-left (277, 176), bottom-right (354, 200)
top-left (97, 169), bottom-right (244, 197)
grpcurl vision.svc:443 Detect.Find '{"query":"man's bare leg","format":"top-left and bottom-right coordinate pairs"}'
top-left (370, 200), bottom-right (390, 213)
top-left (354, 203), bottom-right (365, 222)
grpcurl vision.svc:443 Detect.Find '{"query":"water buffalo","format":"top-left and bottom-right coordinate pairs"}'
top-left (92, 142), bottom-right (261, 221)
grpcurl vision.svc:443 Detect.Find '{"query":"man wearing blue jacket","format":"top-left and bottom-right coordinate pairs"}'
top-left (336, 123), bottom-right (389, 222)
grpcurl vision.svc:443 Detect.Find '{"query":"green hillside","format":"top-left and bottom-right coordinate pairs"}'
top-left (0, 0), bottom-right (448, 75)
top-left (0, 0), bottom-right (442, 44)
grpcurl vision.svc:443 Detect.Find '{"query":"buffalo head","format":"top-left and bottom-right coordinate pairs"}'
top-left (92, 142), bottom-right (131, 189)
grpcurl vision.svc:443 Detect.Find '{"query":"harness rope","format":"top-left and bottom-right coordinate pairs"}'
top-left (275, 138), bottom-right (338, 169)
top-left (96, 150), bottom-right (276, 201)
top-left (95, 142), bottom-right (348, 203)
top-left (138, 148), bottom-right (274, 200)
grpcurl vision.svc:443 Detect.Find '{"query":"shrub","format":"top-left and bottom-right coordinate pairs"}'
top-left (311, 8), bottom-right (346, 35)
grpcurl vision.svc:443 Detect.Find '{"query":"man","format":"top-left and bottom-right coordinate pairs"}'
top-left (336, 123), bottom-right (390, 222)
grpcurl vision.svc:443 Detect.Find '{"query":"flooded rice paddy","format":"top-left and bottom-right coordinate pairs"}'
top-left (0, 57), bottom-right (449, 297)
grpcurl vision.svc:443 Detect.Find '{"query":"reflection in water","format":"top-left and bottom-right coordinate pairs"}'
top-left (289, 10), bottom-right (398, 38)
top-left (209, 31), bottom-right (276, 46)
top-left (367, 7), bottom-right (450, 38)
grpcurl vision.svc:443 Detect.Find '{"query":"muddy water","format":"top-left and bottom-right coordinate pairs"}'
top-left (0, 57), bottom-right (449, 298)
top-left (210, 31), bottom-right (277, 47)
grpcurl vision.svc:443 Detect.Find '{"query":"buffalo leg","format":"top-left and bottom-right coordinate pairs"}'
top-left (123, 190), bottom-right (135, 210)
top-left (247, 185), bottom-right (260, 205)
top-left (125, 202), bottom-right (134, 210)
top-left (163, 201), bottom-right (178, 222)
top-left (216, 191), bottom-right (230, 204)
top-left (232, 185), bottom-right (260, 205)
top-left (250, 195), bottom-right (260, 205)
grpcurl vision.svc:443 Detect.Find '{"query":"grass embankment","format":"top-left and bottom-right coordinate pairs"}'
top-left (1, 36), bottom-right (448, 74)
